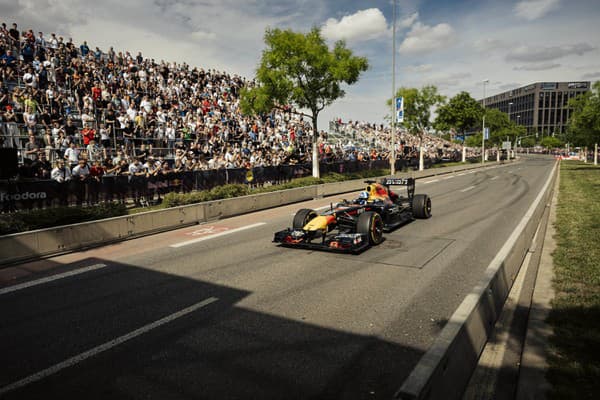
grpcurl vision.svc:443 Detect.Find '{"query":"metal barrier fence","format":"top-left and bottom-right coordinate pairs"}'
top-left (0, 159), bottom-right (410, 211)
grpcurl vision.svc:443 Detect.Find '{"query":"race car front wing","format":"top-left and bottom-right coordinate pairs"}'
top-left (273, 229), bottom-right (370, 253)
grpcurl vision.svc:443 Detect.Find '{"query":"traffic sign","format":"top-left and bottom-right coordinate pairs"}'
top-left (484, 127), bottom-right (490, 140)
top-left (395, 96), bottom-right (404, 123)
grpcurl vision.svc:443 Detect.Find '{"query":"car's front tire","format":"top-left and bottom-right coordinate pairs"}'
top-left (357, 211), bottom-right (384, 245)
top-left (293, 208), bottom-right (318, 229)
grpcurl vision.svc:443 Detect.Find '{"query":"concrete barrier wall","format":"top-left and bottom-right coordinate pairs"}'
top-left (395, 160), bottom-right (557, 400)
top-left (0, 162), bottom-right (505, 265)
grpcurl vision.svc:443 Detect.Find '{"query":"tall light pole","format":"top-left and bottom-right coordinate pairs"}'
top-left (482, 79), bottom-right (489, 164)
top-left (390, 0), bottom-right (397, 175)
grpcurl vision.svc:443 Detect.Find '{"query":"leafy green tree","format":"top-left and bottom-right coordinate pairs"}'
top-left (465, 133), bottom-right (482, 148)
top-left (434, 91), bottom-right (482, 137)
top-left (240, 27), bottom-right (369, 178)
top-left (519, 136), bottom-right (536, 148)
top-left (390, 85), bottom-right (445, 170)
top-left (484, 108), bottom-right (523, 146)
top-left (540, 136), bottom-right (563, 149)
top-left (566, 81), bottom-right (600, 148)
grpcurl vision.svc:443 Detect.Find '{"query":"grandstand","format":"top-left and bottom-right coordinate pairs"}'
top-left (0, 22), bottom-right (468, 209)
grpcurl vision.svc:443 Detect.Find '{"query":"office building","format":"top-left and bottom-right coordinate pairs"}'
top-left (480, 81), bottom-right (591, 136)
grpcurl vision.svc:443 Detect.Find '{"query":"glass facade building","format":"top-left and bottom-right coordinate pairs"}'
top-left (480, 81), bottom-right (591, 136)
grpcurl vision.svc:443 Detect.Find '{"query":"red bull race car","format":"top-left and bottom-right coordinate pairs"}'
top-left (273, 178), bottom-right (432, 253)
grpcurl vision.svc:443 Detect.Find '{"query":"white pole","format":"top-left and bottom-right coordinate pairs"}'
top-left (390, 0), bottom-right (396, 176)
top-left (595, 143), bottom-right (598, 166)
top-left (462, 145), bottom-right (466, 162)
top-left (482, 79), bottom-right (489, 164)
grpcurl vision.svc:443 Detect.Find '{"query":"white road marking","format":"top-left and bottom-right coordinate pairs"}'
top-left (0, 297), bottom-right (218, 395)
top-left (315, 205), bottom-right (332, 211)
top-left (422, 179), bottom-right (439, 184)
top-left (490, 176), bottom-right (499, 181)
top-left (170, 222), bottom-right (266, 248)
top-left (457, 173), bottom-right (466, 176)
top-left (442, 175), bottom-right (455, 180)
top-left (461, 185), bottom-right (476, 192)
top-left (0, 264), bottom-right (108, 296)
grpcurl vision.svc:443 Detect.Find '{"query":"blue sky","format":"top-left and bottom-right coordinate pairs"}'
top-left (2, 0), bottom-right (599, 126)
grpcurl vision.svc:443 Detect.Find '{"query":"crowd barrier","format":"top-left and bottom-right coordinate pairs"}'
top-left (0, 158), bottom-right (464, 211)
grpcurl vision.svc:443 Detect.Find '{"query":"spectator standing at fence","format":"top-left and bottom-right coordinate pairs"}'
top-left (71, 158), bottom-right (91, 205)
top-left (88, 160), bottom-right (104, 203)
top-left (64, 141), bottom-right (80, 167)
top-left (24, 134), bottom-right (39, 161)
top-left (51, 158), bottom-right (71, 180)
top-left (128, 157), bottom-right (146, 206)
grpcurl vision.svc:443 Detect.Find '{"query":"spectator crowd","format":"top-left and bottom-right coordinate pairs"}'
top-left (0, 21), bottom-right (465, 188)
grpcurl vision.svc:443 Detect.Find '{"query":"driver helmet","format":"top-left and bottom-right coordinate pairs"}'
top-left (358, 191), bottom-right (369, 201)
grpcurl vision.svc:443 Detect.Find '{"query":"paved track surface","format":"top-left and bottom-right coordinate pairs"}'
top-left (0, 156), bottom-right (555, 400)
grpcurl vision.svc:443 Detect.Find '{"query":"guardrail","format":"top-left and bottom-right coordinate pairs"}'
top-left (0, 161), bottom-right (506, 266)
top-left (394, 159), bottom-right (557, 400)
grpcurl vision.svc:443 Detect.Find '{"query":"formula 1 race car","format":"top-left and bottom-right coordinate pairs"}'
top-left (273, 177), bottom-right (432, 253)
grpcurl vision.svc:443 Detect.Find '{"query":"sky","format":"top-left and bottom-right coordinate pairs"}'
top-left (2, 0), bottom-right (599, 127)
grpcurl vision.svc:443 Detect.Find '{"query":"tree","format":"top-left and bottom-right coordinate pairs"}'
top-left (540, 136), bottom-right (563, 149)
top-left (434, 91), bottom-right (482, 137)
top-left (566, 81), bottom-right (600, 148)
top-left (390, 85), bottom-right (445, 170)
top-left (240, 27), bottom-right (369, 178)
top-left (484, 108), bottom-right (518, 146)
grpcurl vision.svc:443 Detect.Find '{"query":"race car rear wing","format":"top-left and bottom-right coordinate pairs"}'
top-left (380, 178), bottom-right (415, 200)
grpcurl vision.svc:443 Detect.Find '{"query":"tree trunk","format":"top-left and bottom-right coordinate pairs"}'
top-left (419, 133), bottom-right (425, 171)
top-left (312, 114), bottom-right (320, 178)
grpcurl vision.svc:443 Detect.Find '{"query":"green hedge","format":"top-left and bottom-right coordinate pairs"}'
top-left (1, 169), bottom-right (390, 234)
top-left (0, 203), bottom-right (127, 235)
top-left (162, 169), bottom-right (390, 207)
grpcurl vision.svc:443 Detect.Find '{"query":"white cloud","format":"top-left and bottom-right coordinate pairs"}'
top-left (399, 12), bottom-right (419, 29)
top-left (190, 30), bottom-right (217, 41)
top-left (581, 72), bottom-right (600, 80)
top-left (513, 63), bottom-right (561, 71)
top-left (404, 64), bottom-right (433, 73)
top-left (514, 0), bottom-right (561, 21)
top-left (425, 72), bottom-right (472, 87)
top-left (321, 8), bottom-right (388, 42)
top-left (474, 38), bottom-right (510, 53)
top-left (506, 43), bottom-right (595, 62)
top-left (398, 22), bottom-right (456, 55)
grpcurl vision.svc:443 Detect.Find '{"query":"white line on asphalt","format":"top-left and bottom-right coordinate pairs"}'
top-left (442, 175), bottom-right (455, 180)
top-left (490, 176), bottom-right (499, 181)
top-left (423, 179), bottom-right (439, 184)
top-left (461, 185), bottom-right (476, 192)
top-left (170, 223), bottom-right (266, 248)
top-left (0, 264), bottom-right (108, 296)
top-left (0, 297), bottom-right (218, 396)
top-left (457, 173), bottom-right (466, 176)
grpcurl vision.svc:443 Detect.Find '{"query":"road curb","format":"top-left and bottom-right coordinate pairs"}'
top-left (515, 165), bottom-right (559, 400)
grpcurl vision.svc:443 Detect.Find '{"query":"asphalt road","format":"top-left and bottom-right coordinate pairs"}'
top-left (0, 155), bottom-right (556, 400)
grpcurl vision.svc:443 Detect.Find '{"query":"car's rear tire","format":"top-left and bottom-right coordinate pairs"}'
top-left (293, 208), bottom-right (318, 229)
top-left (412, 194), bottom-right (432, 219)
top-left (357, 211), bottom-right (384, 245)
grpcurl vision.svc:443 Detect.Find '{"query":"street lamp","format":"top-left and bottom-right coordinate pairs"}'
top-left (390, 0), bottom-right (397, 175)
top-left (482, 79), bottom-right (489, 164)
